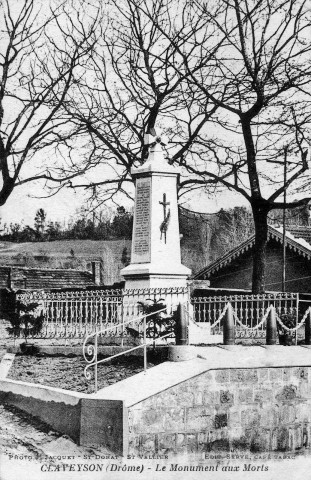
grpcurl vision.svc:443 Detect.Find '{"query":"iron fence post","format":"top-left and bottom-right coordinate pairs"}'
top-left (176, 303), bottom-right (188, 345)
top-left (305, 309), bottom-right (311, 345)
top-left (295, 294), bottom-right (299, 346)
top-left (121, 302), bottom-right (124, 348)
top-left (95, 332), bottom-right (98, 393)
top-left (266, 306), bottom-right (277, 345)
top-left (143, 315), bottom-right (147, 373)
top-left (223, 303), bottom-right (235, 345)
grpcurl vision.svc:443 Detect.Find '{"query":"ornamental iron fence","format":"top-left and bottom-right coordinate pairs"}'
top-left (15, 287), bottom-right (189, 339)
top-left (191, 292), bottom-right (299, 338)
top-left (13, 287), bottom-right (307, 341)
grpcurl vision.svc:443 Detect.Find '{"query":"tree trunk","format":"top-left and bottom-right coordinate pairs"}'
top-left (0, 175), bottom-right (14, 206)
top-left (251, 202), bottom-right (270, 294)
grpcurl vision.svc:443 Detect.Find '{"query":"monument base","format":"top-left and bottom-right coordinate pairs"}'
top-left (121, 262), bottom-right (191, 290)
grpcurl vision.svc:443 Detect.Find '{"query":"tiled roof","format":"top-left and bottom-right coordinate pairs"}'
top-left (285, 225), bottom-right (311, 244)
top-left (0, 266), bottom-right (96, 291)
top-left (193, 225), bottom-right (311, 280)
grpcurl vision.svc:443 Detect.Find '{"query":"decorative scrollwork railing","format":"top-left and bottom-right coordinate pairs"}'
top-left (189, 300), bottom-right (311, 341)
top-left (83, 306), bottom-right (169, 392)
top-left (191, 292), bottom-right (299, 337)
top-left (14, 286), bottom-right (189, 340)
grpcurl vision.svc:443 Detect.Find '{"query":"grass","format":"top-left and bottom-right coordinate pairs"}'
top-left (0, 239), bottom-right (131, 257)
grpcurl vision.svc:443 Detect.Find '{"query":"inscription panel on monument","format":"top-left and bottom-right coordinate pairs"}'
top-left (132, 177), bottom-right (151, 263)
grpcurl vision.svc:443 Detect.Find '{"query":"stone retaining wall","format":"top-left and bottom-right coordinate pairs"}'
top-left (0, 379), bottom-right (126, 453)
top-left (127, 366), bottom-right (311, 455)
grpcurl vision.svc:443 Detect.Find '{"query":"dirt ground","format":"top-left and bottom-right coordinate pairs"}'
top-left (7, 354), bottom-right (162, 393)
top-left (1, 320), bottom-right (311, 480)
top-left (0, 320), bottom-right (135, 479)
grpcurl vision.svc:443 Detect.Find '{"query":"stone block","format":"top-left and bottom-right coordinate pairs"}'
top-left (187, 406), bottom-right (213, 430)
top-left (231, 432), bottom-right (252, 451)
top-left (207, 431), bottom-right (230, 452)
top-left (197, 432), bottom-right (209, 452)
top-left (250, 429), bottom-right (271, 453)
top-left (164, 408), bottom-right (186, 431)
top-left (302, 424), bottom-right (310, 448)
top-left (282, 368), bottom-right (293, 383)
top-left (80, 399), bottom-right (123, 453)
top-left (187, 433), bottom-right (198, 453)
top-left (172, 385), bottom-right (194, 407)
top-left (139, 434), bottom-right (156, 455)
top-left (286, 425), bottom-right (303, 451)
top-left (220, 390), bottom-right (234, 405)
top-left (269, 368), bottom-right (283, 382)
top-left (293, 367), bottom-right (309, 381)
top-left (241, 409), bottom-right (260, 428)
top-left (157, 433), bottom-right (176, 455)
top-left (278, 405), bottom-right (296, 425)
top-left (214, 413), bottom-right (228, 429)
top-left (293, 426), bottom-right (303, 450)
top-left (298, 381), bottom-right (310, 399)
top-left (199, 371), bottom-right (213, 384)
top-left (239, 387), bottom-right (253, 403)
top-left (193, 390), bottom-right (204, 405)
top-left (152, 390), bottom-right (179, 408)
top-left (215, 370), bottom-right (230, 384)
top-left (254, 388), bottom-right (273, 404)
top-left (258, 368), bottom-right (269, 382)
top-left (203, 390), bottom-right (220, 406)
top-left (275, 384), bottom-right (298, 402)
top-left (128, 436), bottom-right (140, 456)
top-left (228, 410), bottom-right (241, 428)
top-left (296, 404), bottom-right (311, 423)
top-left (273, 427), bottom-right (290, 451)
top-left (260, 406), bottom-right (279, 428)
top-left (175, 433), bottom-right (187, 454)
top-left (139, 409), bottom-right (164, 433)
top-left (230, 369), bottom-right (258, 384)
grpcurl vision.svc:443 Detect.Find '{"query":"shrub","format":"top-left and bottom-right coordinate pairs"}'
top-left (137, 299), bottom-right (177, 341)
top-left (277, 313), bottom-right (296, 346)
top-left (6, 301), bottom-right (45, 345)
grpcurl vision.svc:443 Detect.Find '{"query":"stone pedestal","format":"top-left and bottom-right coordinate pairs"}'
top-left (121, 141), bottom-right (191, 289)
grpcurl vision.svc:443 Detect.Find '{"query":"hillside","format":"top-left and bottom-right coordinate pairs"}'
top-left (0, 207), bottom-right (255, 285)
top-left (0, 239), bottom-right (131, 286)
top-left (0, 239), bottom-right (130, 257)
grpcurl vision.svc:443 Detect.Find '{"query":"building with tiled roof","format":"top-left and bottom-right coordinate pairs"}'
top-left (0, 263), bottom-right (101, 291)
top-left (193, 225), bottom-right (311, 293)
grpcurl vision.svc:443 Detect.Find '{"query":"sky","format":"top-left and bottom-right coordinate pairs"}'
top-left (0, 183), bottom-right (86, 227)
top-left (1, 0), bottom-right (309, 229)
top-left (0, 178), bottom-right (248, 228)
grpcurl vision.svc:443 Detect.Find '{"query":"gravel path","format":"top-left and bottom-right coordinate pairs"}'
top-left (0, 403), bottom-right (117, 480)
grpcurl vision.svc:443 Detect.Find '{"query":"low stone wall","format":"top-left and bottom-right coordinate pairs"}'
top-left (127, 366), bottom-right (311, 455)
top-left (2, 346), bottom-right (311, 456)
top-left (6, 344), bottom-right (169, 358)
top-left (0, 379), bottom-right (126, 453)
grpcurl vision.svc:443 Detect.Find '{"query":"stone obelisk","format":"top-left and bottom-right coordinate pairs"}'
top-left (121, 136), bottom-right (191, 289)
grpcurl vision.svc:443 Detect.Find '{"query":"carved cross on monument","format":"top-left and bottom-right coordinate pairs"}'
top-left (159, 193), bottom-right (170, 243)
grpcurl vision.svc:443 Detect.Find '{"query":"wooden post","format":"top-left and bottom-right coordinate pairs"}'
top-left (266, 306), bottom-right (277, 345)
top-left (223, 303), bottom-right (235, 345)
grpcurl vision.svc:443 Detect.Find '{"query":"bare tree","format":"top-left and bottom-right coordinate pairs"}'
top-left (59, 0), bottom-right (226, 207)
top-left (47, 0), bottom-right (311, 293)
top-left (158, 0), bottom-right (311, 292)
top-left (0, 0), bottom-right (101, 207)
